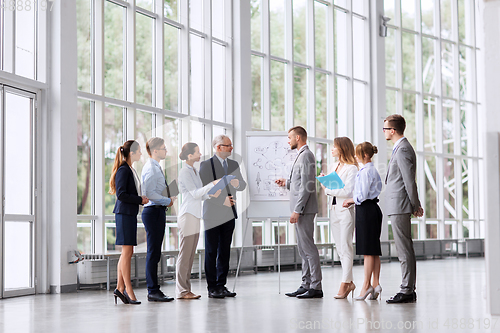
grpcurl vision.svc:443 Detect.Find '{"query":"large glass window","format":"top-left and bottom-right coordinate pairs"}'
top-left (387, 0), bottom-right (481, 240)
top-left (76, 1), bottom-right (233, 253)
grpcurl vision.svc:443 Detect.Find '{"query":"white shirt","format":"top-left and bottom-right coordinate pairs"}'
top-left (324, 163), bottom-right (358, 205)
top-left (353, 162), bottom-right (382, 205)
top-left (392, 137), bottom-right (406, 153)
top-left (215, 154), bottom-right (227, 170)
top-left (130, 165), bottom-right (141, 196)
top-left (178, 164), bottom-right (215, 218)
top-left (214, 154), bottom-right (239, 188)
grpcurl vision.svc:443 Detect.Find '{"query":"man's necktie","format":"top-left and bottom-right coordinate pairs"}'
top-left (223, 160), bottom-right (228, 175)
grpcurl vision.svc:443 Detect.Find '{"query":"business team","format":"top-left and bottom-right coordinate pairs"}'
top-left (110, 114), bottom-right (422, 304)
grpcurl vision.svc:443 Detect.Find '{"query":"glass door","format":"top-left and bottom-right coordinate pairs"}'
top-left (0, 85), bottom-right (36, 298)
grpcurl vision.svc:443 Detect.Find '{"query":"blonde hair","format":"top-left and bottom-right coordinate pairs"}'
top-left (146, 137), bottom-right (165, 157)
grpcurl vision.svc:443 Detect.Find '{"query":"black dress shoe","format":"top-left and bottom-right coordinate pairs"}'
top-left (220, 287), bottom-right (236, 297)
top-left (148, 290), bottom-right (174, 302)
top-left (285, 287), bottom-right (309, 297)
top-left (208, 289), bottom-right (225, 299)
top-left (123, 289), bottom-right (141, 305)
top-left (296, 288), bottom-right (324, 299)
top-left (386, 292), bottom-right (416, 304)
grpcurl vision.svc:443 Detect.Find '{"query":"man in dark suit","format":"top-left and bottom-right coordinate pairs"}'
top-left (199, 135), bottom-right (247, 298)
top-left (383, 114), bottom-right (424, 304)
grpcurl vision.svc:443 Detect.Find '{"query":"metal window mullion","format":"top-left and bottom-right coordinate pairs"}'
top-left (155, 0), bottom-right (163, 109)
top-left (269, 55), bottom-right (290, 63)
top-left (415, 0), bottom-right (425, 239)
top-left (4, 7), bottom-right (14, 73)
top-left (435, 0), bottom-right (445, 240)
top-left (204, 1), bottom-right (212, 121)
top-left (94, 99), bottom-right (105, 254)
top-left (224, 0), bottom-right (232, 125)
top-left (180, 0), bottom-right (189, 116)
top-left (395, 0), bottom-right (403, 114)
top-left (327, 0), bottom-right (335, 139)
top-left (306, 0), bottom-right (315, 137)
top-left (285, 0), bottom-right (293, 129)
top-left (451, 0), bottom-right (463, 239)
top-left (262, 0), bottom-right (271, 130)
top-left (363, 0), bottom-right (370, 142)
top-left (126, 1), bottom-right (136, 140)
top-left (126, 1), bottom-right (136, 104)
top-left (345, 0), bottom-right (353, 138)
top-left (36, 1), bottom-right (47, 82)
top-left (93, 0), bottom-right (105, 254)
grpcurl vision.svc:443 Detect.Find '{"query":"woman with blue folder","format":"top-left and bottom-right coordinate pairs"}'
top-left (176, 143), bottom-right (222, 299)
top-left (320, 137), bottom-right (358, 298)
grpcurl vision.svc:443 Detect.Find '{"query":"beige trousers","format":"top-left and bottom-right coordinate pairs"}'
top-left (176, 213), bottom-right (200, 297)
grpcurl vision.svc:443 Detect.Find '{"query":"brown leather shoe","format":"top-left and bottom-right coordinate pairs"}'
top-left (177, 292), bottom-right (201, 299)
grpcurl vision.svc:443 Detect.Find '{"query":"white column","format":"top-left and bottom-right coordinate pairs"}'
top-left (233, 0), bottom-right (252, 247)
top-left (48, 0), bottom-right (78, 293)
top-left (478, 0), bottom-right (500, 316)
top-left (370, 0), bottom-right (388, 241)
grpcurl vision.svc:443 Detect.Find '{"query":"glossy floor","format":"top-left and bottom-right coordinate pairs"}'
top-left (0, 257), bottom-right (494, 332)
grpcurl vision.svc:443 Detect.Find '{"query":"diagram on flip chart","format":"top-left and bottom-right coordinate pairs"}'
top-left (247, 135), bottom-right (298, 201)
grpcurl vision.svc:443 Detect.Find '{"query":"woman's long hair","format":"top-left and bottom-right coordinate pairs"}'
top-left (109, 140), bottom-right (139, 195)
top-left (334, 137), bottom-right (359, 168)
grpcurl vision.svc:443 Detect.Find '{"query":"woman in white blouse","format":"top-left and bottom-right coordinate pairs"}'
top-left (343, 142), bottom-right (383, 301)
top-left (176, 143), bottom-right (222, 299)
top-left (320, 137), bottom-right (358, 298)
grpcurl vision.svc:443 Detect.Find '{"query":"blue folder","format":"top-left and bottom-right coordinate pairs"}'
top-left (208, 175), bottom-right (236, 195)
top-left (316, 172), bottom-right (344, 190)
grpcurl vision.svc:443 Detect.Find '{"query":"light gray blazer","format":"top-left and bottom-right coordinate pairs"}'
top-left (384, 138), bottom-right (421, 216)
top-left (286, 146), bottom-right (318, 215)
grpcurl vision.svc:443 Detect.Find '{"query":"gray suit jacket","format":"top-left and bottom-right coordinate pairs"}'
top-left (286, 146), bottom-right (318, 215)
top-left (385, 138), bottom-right (421, 215)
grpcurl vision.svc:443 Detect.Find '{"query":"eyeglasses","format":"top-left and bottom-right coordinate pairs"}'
top-left (382, 127), bottom-right (395, 132)
top-left (219, 144), bottom-right (233, 148)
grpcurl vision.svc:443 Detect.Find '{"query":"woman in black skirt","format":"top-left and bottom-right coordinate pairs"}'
top-left (343, 142), bottom-right (383, 301)
top-left (109, 140), bottom-right (149, 304)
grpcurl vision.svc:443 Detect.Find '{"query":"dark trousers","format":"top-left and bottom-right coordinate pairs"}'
top-left (204, 219), bottom-right (235, 291)
top-left (142, 207), bottom-right (166, 294)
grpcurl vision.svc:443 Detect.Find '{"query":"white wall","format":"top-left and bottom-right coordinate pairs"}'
top-left (47, 0), bottom-right (78, 293)
top-left (478, 0), bottom-right (500, 316)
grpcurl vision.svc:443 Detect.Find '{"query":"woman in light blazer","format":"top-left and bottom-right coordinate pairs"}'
top-left (320, 137), bottom-right (358, 298)
top-left (176, 143), bottom-right (221, 299)
top-left (109, 140), bottom-right (149, 305)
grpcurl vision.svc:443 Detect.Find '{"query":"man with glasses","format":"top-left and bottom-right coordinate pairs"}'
top-left (383, 115), bottom-right (424, 304)
top-left (141, 137), bottom-right (176, 302)
top-left (199, 135), bottom-right (247, 298)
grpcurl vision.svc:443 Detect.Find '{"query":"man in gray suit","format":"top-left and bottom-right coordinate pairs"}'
top-left (276, 126), bottom-right (323, 298)
top-left (383, 114), bottom-right (424, 304)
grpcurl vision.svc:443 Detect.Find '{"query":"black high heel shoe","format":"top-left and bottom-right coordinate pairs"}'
top-left (114, 289), bottom-right (129, 304)
top-left (124, 289), bottom-right (141, 305)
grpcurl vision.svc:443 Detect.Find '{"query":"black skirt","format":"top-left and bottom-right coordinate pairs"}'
top-left (355, 199), bottom-right (383, 256)
top-left (115, 213), bottom-right (138, 246)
